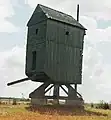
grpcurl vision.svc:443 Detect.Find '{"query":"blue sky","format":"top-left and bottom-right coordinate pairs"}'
top-left (0, 0), bottom-right (111, 103)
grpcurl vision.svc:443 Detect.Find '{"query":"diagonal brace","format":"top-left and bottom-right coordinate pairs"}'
top-left (45, 84), bottom-right (54, 94)
top-left (60, 85), bottom-right (68, 95)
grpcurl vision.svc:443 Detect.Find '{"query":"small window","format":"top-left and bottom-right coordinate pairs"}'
top-left (32, 51), bottom-right (36, 70)
top-left (66, 31), bottom-right (69, 35)
top-left (36, 29), bottom-right (38, 34)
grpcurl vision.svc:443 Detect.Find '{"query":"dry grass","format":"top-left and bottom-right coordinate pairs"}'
top-left (0, 104), bottom-right (111, 120)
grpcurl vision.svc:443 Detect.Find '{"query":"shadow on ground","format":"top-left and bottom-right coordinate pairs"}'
top-left (25, 105), bottom-right (108, 116)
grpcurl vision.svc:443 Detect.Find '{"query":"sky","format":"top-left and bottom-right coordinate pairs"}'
top-left (0, 0), bottom-right (111, 103)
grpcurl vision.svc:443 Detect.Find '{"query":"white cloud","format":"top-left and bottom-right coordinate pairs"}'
top-left (26, 0), bottom-right (64, 8)
top-left (0, 19), bottom-right (20, 33)
top-left (0, 1), bottom-right (14, 18)
top-left (75, 42), bottom-right (111, 103)
top-left (0, 0), bottom-right (19, 33)
top-left (80, 16), bottom-right (111, 45)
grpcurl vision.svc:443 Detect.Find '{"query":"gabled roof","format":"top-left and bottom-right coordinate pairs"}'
top-left (27, 4), bottom-right (86, 30)
top-left (39, 4), bottom-right (86, 30)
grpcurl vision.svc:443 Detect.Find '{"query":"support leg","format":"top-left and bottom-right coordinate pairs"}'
top-left (29, 82), bottom-right (50, 105)
top-left (53, 84), bottom-right (59, 104)
top-left (65, 84), bottom-right (84, 107)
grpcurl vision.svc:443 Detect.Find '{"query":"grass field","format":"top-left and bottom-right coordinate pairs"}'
top-left (0, 104), bottom-right (111, 120)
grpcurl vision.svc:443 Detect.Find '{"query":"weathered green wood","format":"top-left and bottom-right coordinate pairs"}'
top-left (25, 4), bottom-right (86, 84)
top-left (25, 20), bottom-right (47, 76)
top-left (43, 19), bottom-right (84, 84)
top-left (27, 6), bottom-right (47, 26)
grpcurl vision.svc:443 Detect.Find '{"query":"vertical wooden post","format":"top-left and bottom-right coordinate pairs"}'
top-left (53, 84), bottom-right (59, 104)
top-left (75, 84), bottom-right (77, 92)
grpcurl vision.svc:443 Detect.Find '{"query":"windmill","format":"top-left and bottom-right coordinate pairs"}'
top-left (7, 4), bottom-right (87, 107)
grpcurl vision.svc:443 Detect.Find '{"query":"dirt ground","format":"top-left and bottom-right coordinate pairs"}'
top-left (0, 104), bottom-right (111, 120)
